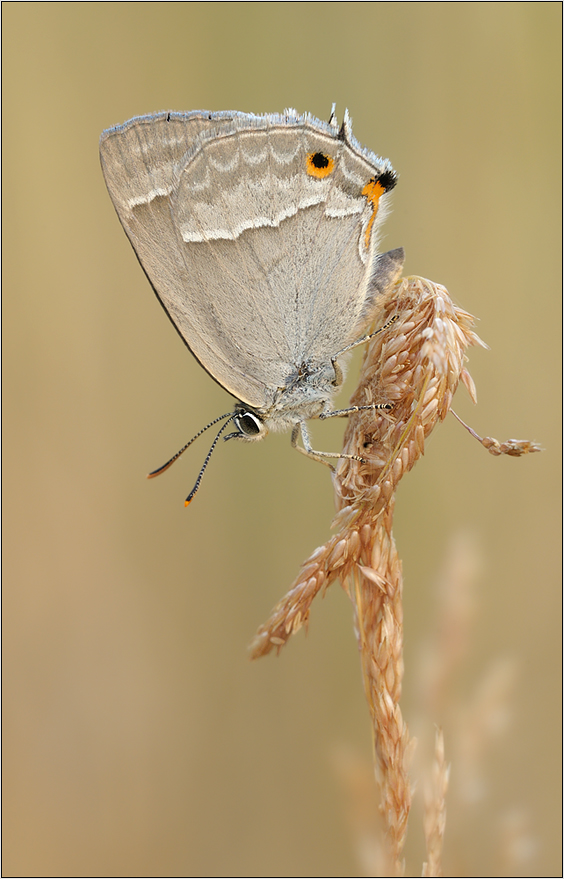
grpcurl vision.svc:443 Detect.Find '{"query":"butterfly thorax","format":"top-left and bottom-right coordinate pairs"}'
top-left (259, 358), bottom-right (340, 433)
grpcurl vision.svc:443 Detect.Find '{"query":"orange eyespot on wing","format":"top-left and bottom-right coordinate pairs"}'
top-left (306, 151), bottom-right (335, 179)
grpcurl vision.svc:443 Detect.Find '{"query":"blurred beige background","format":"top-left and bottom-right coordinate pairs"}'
top-left (3, 3), bottom-right (561, 876)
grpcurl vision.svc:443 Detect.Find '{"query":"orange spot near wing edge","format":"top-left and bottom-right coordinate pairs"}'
top-left (361, 178), bottom-right (386, 249)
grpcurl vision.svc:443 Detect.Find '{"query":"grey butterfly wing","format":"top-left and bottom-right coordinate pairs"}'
top-left (100, 110), bottom-right (398, 411)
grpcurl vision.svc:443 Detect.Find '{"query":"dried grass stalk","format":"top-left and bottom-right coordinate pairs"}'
top-left (250, 275), bottom-right (485, 659)
top-left (250, 275), bottom-right (540, 874)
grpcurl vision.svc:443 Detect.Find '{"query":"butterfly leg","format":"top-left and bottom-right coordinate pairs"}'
top-left (320, 402), bottom-right (393, 419)
top-left (331, 314), bottom-right (399, 386)
top-left (291, 422), bottom-right (364, 468)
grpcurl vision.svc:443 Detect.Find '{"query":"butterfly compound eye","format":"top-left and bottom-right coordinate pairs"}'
top-left (235, 412), bottom-right (264, 437)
